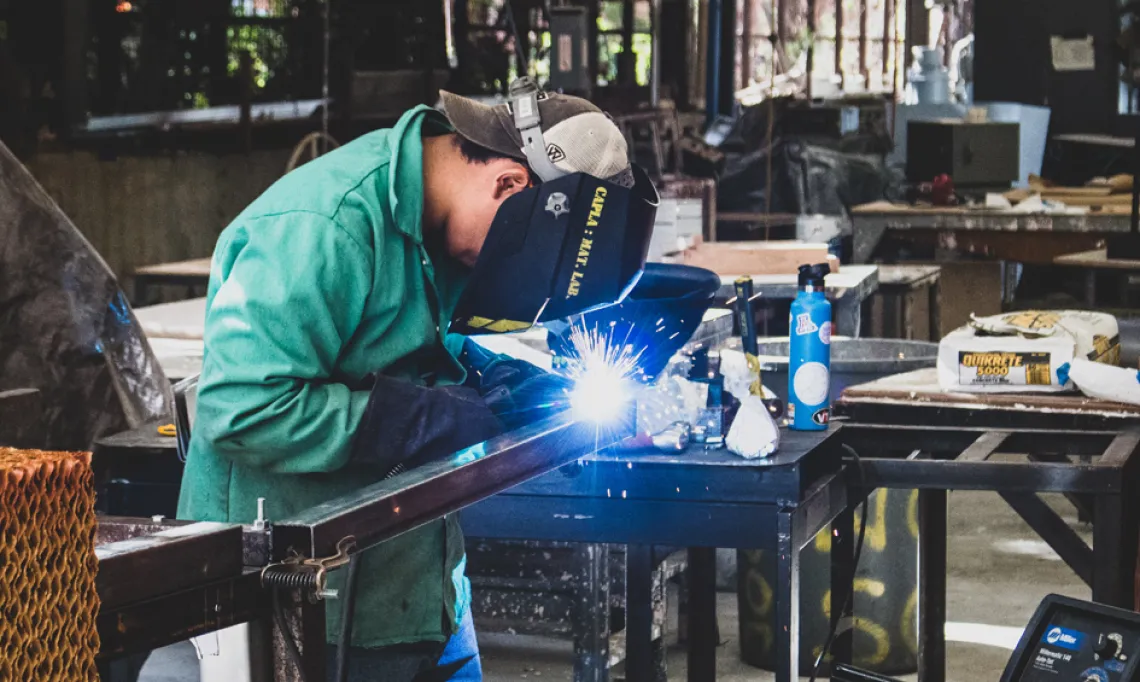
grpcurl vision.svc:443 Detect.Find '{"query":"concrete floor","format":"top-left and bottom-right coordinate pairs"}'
top-left (138, 490), bottom-right (1092, 681)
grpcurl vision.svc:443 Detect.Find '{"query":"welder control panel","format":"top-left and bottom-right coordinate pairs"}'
top-left (1002, 595), bottom-right (1140, 682)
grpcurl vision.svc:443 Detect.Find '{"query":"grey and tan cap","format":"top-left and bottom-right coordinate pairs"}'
top-left (439, 89), bottom-right (634, 187)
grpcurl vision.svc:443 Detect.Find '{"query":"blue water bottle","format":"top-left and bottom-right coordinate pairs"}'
top-left (788, 263), bottom-right (832, 431)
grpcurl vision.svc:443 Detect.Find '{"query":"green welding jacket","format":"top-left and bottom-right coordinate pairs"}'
top-left (176, 105), bottom-right (476, 648)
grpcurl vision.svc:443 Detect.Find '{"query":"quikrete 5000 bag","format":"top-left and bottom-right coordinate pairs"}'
top-left (937, 310), bottom-right (1120, 393)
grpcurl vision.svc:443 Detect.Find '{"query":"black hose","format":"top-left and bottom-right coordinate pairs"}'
top-left (808, 444), bottom-right (870, 682)
top-left (272, 589), bottom-right (309, 682)
top-left (335, 554), bottom-right (363, 682)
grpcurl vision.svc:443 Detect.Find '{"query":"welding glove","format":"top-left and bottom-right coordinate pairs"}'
top-left (481, 371), bottom-right (575, 431)
top-left (458, 339), bottom-right (575, 430)
top-left (349, 374), bottom-right (503, 477)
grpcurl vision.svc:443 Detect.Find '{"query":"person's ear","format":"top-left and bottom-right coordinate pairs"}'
top-left (492, 164), bottom-right (531, 201)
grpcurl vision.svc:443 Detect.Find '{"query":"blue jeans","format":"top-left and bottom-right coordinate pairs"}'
top-left (326, 608), bottom-right (482, 682)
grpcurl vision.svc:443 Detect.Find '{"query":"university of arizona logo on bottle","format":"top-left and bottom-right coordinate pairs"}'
top-left (795, 313), bottom-right (818, 335)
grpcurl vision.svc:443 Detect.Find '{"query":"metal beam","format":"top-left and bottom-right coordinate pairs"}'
top-left (273, 411), bottom-right (636, 559)
top-left (854, 460), bottom-right (1117, 493)
top-left (1000, 492), bottom-right (1093, 587)
top-left (97, 571), bottom-right (267, 659)
top-left (96, 521), bottom-right (244, 610)
top-left (956, 431), bottom-right (1008, 462)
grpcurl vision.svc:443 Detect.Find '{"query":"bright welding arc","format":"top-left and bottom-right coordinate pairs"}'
top-left (563, 322), bottom-right (643, 424)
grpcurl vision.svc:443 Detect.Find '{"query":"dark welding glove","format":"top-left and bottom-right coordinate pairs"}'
top-left (349, 374), bottom-right (503, 477)
top-left (480, 367), bottom-right (575, 431)
top-left (457, 338), bottom-right (575, 430)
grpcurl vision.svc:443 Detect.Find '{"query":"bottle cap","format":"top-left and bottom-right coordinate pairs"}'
top-left (797, 262), bottom-right (831, 288)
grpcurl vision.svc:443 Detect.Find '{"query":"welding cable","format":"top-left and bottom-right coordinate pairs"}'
top-left (272, 589), bottom-right (310, 682)
top-left (335, 553), bottom-right (363, 682)
top-left (808, 443), bottom-right (870, 682)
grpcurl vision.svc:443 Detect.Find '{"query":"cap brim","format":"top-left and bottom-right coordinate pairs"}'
top-left (438, 91), bottom-right (526, 162)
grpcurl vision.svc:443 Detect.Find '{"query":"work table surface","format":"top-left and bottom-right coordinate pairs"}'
top-left (838, 367), bottom-right (1140, 429)
top-left (852, 201), bottom-right (1134, 232)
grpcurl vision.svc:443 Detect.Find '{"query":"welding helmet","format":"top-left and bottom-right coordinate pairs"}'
top-left (446, 78), bottom-right (659, 335)
top-left (546, 263), bottom-right (723, 381)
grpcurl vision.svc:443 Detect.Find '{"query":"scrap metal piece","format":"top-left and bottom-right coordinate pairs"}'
top-left (272, 411), bottom-right (635, 560)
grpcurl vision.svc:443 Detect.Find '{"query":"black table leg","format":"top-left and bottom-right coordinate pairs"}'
top-left (775, 510), bottom-right (801, 682)
top-left (627, 544), bottom-right (654, 682)
top-left (133, 276), bottom-right (151, 308)
top-left (573, 543), bottom-right (611, 682)
top-left (686, 547), bottom-right (717, 682)
top-left (1093, 493), bottom-right (1137, 609)
top-left (830, 502), bottom-right (856, 670)
top-left (918, 489), bottom-right (947, 682)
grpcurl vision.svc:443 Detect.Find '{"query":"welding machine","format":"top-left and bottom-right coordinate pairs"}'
top-left (833, 595), bottom-right (1140, 682)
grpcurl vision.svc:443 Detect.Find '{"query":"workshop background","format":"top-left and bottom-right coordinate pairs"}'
top-left (6, 0), bottom-right (1140, 681)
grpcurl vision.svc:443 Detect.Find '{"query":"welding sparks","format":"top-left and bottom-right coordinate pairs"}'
top-left (563, 323), bottom-right (643, 424)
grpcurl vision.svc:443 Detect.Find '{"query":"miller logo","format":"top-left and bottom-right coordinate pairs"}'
top-left (546, 143), bottom-right (567, 163)
top-left (545, 192), bottom-right (569, 218)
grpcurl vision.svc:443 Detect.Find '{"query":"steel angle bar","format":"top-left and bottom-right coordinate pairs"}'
top-left (1096, 430), bottom-right (1140, 468)
top-left (956, 432), bottom-right (1008, 462)
top-left (273, 411), bottom-right (635, 559)
top-left (999, 492), bottom-right (1093, 586)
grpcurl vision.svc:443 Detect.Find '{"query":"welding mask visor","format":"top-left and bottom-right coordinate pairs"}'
top-left (449, 164), bottom-right (658, 335)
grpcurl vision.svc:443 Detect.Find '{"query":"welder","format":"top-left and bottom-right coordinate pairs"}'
top-left (177, 78), bottom-right (657, 682)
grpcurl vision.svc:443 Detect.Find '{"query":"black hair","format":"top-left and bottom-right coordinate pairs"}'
top-left (455, 135), bottom-right (516, 164)
top-left (454, 135), bottom-right (540, 185)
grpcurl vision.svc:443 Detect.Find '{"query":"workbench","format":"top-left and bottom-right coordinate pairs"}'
top-left (836, 371), bottom-right (1140, 682)
top-left (852, 201), bottom-right (1132, 265)
top-left (93, 418), bottom-right (847, 682)
top-left (461, 427), bottom-right (847, 682)
top-left (132, 257), bottom-right (211, 306)
top-left (716, 266), bottom-right (880, 337)
top-left (92, 413), bottom-right (639, 682)
top-left (1054, 248), bottom-right (1140, 307)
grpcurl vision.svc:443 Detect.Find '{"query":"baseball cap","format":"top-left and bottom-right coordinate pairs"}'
top-left (439, 89), bottom-right (634, 187)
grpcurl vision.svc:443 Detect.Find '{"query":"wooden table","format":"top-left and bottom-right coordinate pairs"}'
top-left (852, 201), bottom-right (1132, 265)
top-left (1054, 248), bottom-right (1140, 306)
top-left (839, 367), bottom-right (1140, 430)
top-left (132, 257), bottom-right (211, 305)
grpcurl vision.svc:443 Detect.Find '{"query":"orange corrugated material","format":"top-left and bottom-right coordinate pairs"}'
top-left (0, 448), bottom-right (99, 681)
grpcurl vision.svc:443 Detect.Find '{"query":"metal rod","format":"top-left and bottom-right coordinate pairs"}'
top-left (917, 489), bottom-right (947, 682)
top-left (955, 431), bottom-right (1007, 462)
top-left (706, 0), bottom-right (722, 124)
top-left (1000, 492), bottom-right (1093, 587)
top-left (273, 411), bottom-right (635, 559)
top-left (775, 509), bottom-right (801, 681)
top-left (322, 0), bottom-right (330, 151)
top-left (687, 547), bottom-right (718, 681)
top-left (741, 0), bottom-right (754, 89)
top-left (858, 0), bottom-right (867, 85)
top-left (627, 545), bottom-right (655, 682)
top-left (835, 0), bottom-right (844, 87)
top-left (650, 0), bottom-right (662, 105)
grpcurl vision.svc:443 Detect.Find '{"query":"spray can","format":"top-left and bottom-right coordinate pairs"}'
top-left (788, 263), bottom-right (832, 431)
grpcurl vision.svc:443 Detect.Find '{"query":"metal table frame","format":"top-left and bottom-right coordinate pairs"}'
top-left (461, 427), bottom-right (849, 682)
top-left (832, 423), bottom-right (1140, 682)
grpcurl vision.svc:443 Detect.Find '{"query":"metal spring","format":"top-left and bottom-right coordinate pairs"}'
top-left (261, 567), bottom-right (321, 591)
